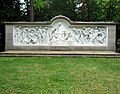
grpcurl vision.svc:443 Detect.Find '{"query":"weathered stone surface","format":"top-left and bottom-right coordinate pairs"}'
top-left (4, 15), bottom-right (117, 51)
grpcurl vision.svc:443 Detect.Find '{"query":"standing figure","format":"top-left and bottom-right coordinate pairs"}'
top-left (57, 22), bottom-right (66, 41)
top-left (36, 26), bottom-right (42, 43)
top-left (28, 29), bottom-right (38, 44)
top-left (15, 26), bottom-right (22, 44)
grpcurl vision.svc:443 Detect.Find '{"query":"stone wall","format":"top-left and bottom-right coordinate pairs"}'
top-left (4, 15), bottom-right (117, 51)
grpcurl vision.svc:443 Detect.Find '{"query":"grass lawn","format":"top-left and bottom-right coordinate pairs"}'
top-left (0, 57), bottom-right (120, 94)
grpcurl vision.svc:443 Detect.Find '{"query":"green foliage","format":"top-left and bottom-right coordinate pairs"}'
top-left (0, 0), bottom-right (120, 22)
top-left (0, 0), bottom-right (22, 22)
top-left (34, 0), bottom-right (45, 11)
top-left (33, 0), bottom-right (120, 22)
top-left (34, 0), bottom-right (77, 21)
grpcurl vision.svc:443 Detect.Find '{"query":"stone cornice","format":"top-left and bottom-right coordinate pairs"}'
top-left (4, 15), bottom-right (118, 25)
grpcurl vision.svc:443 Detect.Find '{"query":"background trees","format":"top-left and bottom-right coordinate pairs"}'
top-left (0, 0), bottom-right (22, 22)
top-left (0, 0), bottom-right (120, 22)
top-left (33, 0), bottom-right (120, 22)
top-left (0, 0), bottom-right (120, 51)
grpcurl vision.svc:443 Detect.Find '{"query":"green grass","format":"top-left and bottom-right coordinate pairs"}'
top-left (0, 57), bottom-right (120, 94)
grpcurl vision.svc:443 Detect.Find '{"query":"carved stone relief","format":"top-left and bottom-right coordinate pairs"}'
top-left (48, 22), bottom-right (73, 46)
top-left (73, 26), bottom-right (107, 46)
top-left (13, 26), bottom-right (48, 45)
top-left (13, 22), bottom-right (108, 46)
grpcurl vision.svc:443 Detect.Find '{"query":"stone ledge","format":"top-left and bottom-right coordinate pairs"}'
top-left (0, 51), bottom-right (120, 57)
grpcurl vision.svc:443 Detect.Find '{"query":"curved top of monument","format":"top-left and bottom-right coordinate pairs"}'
top-left (50, 15), bottom-right (72, 23)
top-left (4, 15), bottom-right (118, 25)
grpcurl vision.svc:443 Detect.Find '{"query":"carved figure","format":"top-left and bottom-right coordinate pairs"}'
top-left (49, 28), bottom-right (58, 41)
top-left (41, 27), bottom-right (47, 43)
top-left (36, 26), bottom-right (43, 43)
top-left (14, 24), bottom-right (107, 46)
top-left (28, 29), bottom-right (38, 44)
top-left (57, 22), bottom-right (66, 41)
top-left (15, 26), bottom-right (23, 43)
top-left (96, 28), bottom-right (106, 44)
top-left (21, 28), bottom-right (38, 44)
top-left (49, 22), bottom-right (72, 42)
top-left (73, 26), bottom-right (106, 45)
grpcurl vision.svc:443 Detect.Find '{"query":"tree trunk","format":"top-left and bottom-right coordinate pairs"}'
top-left (30, 0), bottom-right (34, 21)
top-left (82, 0), bottom-right (85, 21)
top-left (109, 0), bottom-right (112, 21)
top-left (88, 0), bottom-right (92, 21)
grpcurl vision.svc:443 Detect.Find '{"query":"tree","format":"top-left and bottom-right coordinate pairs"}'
top-left (0, 0), bottom-right (22, 51)
top-left (34, 0), bottom-right (78, 21)
top-left (30, 0), bottom-right (34, 21)
top-left (23, 0), bottom-right (44, 21)
top-left (82, 0), bottom-right (85, 20)
top-left (0, 0), bottom-right (22, 22)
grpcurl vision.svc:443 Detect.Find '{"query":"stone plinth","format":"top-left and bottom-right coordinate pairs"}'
top-left (4, 15), bottom-right (117, 51)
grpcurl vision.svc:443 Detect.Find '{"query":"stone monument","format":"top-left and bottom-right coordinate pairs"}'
top-left (4, 15), bottom-right (117, 51)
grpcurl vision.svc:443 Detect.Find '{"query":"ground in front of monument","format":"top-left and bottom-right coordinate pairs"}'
top-left (0, 57), bottom-right (119, 94)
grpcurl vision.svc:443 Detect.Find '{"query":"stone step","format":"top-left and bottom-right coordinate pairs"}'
top-left (0, 51), bottom-right (120, 57)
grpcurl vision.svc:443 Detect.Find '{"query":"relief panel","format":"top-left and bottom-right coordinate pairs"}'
top-left (13, 21), bottom-right (108, 46)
